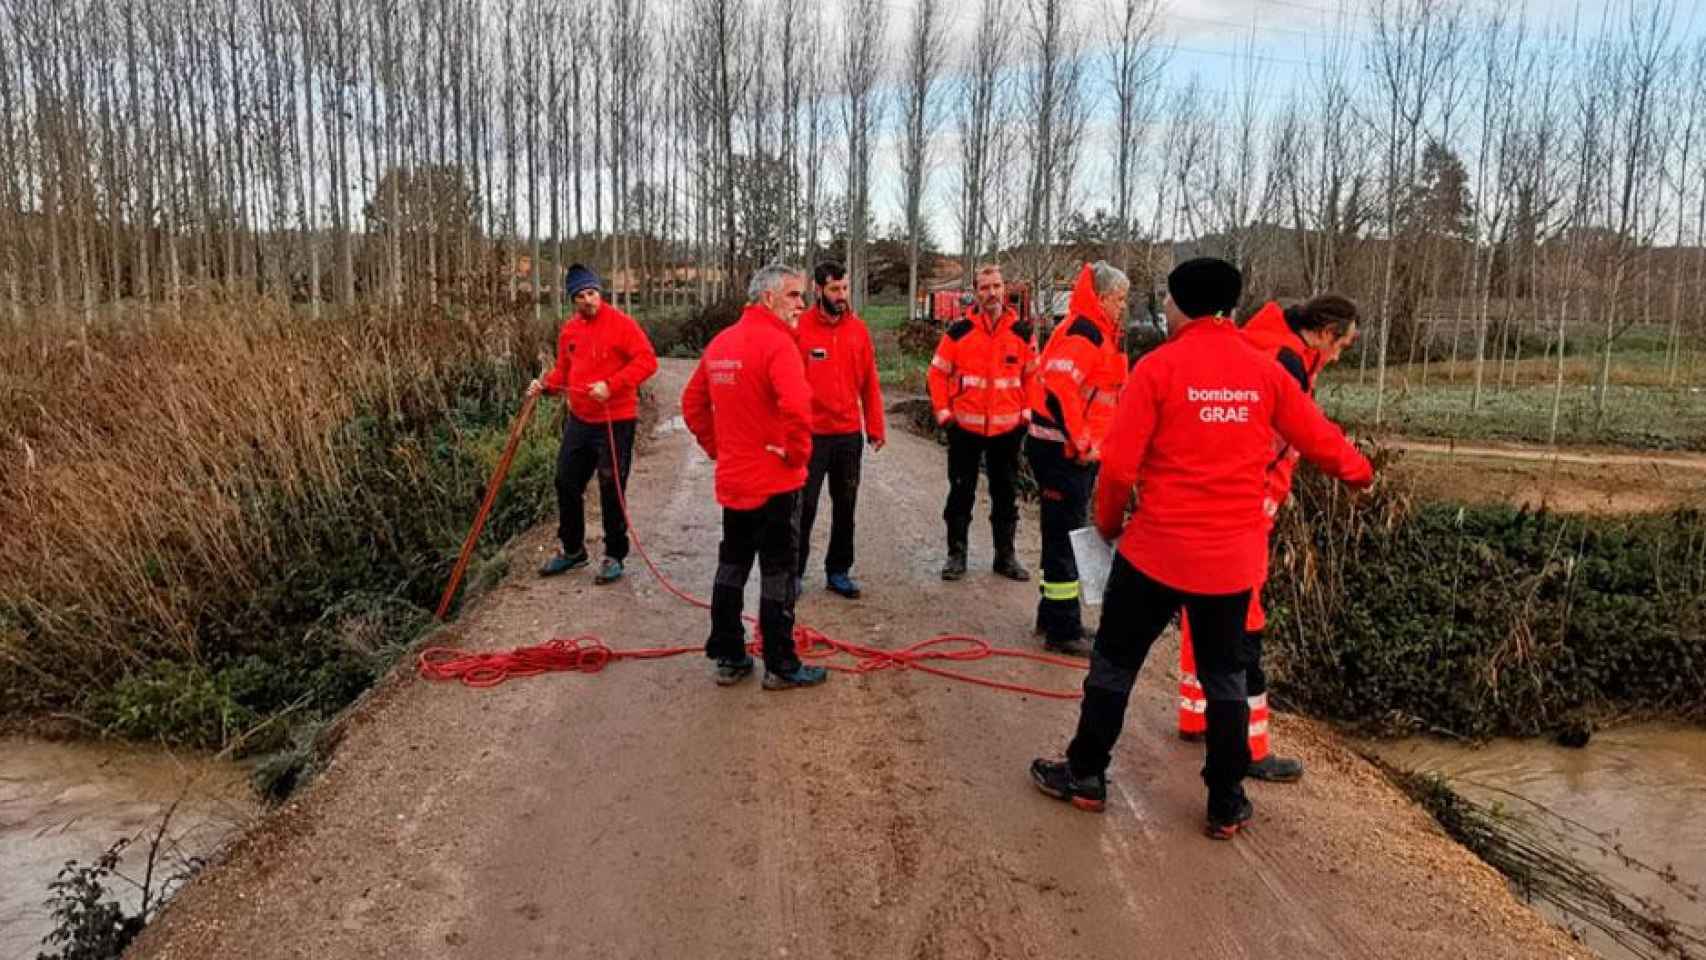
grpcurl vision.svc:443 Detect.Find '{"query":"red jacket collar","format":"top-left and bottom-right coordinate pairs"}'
top-left (970, 305), bottom-right (1017, 334)
top-left (572, 302), bottom-right (622, 326)
top-left (741, 303), bottom-right (796, 337)
top-left (1169, 315), bottom-right (1239, 342)
top-left (801, 303), bottom-right (858, 328)
top-left (1242, 301), bottom-right (1321, 374)
top-left (1066, 263), bottom-right (1120, 344)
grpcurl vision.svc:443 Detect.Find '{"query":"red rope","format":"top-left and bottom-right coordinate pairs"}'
top-left (422, 400), bottom-right (1087, 699)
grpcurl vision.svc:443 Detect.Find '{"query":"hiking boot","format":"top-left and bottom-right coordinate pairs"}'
top-left (1043, 634), bottom-right (1091, 658)
top-left (826, 572), bottom-right (862, 599)
top-left (994, 552), bottom-right (1030, 582)
top-left (762, 664), bottom-right (830, 691)
top-left (713, 655), bottom-right (755, 686)
top-left (1029, 758), bottom-right (1107, 812)
top-left (940, 551), bottom-right (968, 581)
top-left (1205, 795), bottom-right (1255, 840)
top-left (593, 557), bottom-right (625, 585)
top-left (1248, 754), bottom-right (1305, 783)
top-left (539, 548), bottom-right (589, 577)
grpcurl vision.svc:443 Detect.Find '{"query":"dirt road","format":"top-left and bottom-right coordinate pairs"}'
top-left (133, 360), bottom-right (1581, 960)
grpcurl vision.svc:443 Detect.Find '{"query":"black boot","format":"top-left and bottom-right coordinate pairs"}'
top-left (941, 527), bottom-right (968, 581)
top-left (941, 545), bottom-right (968, 581)
top-left (993, 550), bottom-right (1029, 581)
top-left (1248, 754), bottom-right (1305, 783)
top-left (992, 521), bottom-right (1029, 581)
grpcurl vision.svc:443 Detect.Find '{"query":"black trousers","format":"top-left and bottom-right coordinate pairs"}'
top-left (1066, 554), bottom-right (1253, 818)
top-left (1025, 435), bottom-right (1096, 642)
top-left (706, 490), bottom-right (803, 673)
top-left (556, 415), bottom-right (637, 560)
top-left (944, 425), bottom-right (1024, 553)
top-left (1245, 630), bottom-right (1268, 698)
top-left (798, 432), bottom-right (863, 577)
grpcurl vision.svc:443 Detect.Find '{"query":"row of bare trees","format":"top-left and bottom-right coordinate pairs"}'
top-left (0, 0), bottom-right (1173, 323)
top-left (1159, 0), bottom-right (1704, 433)
top-left (1, 0), bottom-right (1701, 415)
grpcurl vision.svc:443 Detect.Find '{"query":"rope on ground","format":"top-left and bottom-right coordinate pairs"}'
top-left (422, 403), bottom-right (1087, 699)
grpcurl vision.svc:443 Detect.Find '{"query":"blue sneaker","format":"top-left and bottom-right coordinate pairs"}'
top-left (762, 664), bottom-right (830, 691)
top-left (539, 549), bottom-right (589, 577)
top-left (825, 572), bottom-right (861, 599)
top-left (594, 557), bottom-right (625, 584)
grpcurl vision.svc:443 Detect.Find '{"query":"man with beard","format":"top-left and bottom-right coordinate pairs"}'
top-left (681, 264), bottom-right (827, 691)
top-left (794, 262), bottom-right (887, 599)
top-left (926, 263), bottom-right (1036, 582)
top-left (527, 263), bottom-right (659, 585)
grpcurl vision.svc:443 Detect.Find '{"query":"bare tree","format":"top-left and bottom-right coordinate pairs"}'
top-left (899, 0), bottom-right (948, 322)
top-left (840, 0), bottom-right (887, 309)
top-left (955, 0), bottom-right (1012, 275)
top-left (1106, 0), bottom-right (1166, 264)
top-left (1366, 0), bottom-right (1465, 423)
top-left (801, 5), bottom-right (828, 264)
top-left (686, 0), bottom-right (751, 281)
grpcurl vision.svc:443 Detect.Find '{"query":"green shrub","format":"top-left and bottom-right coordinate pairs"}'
top-left (1267, 460), bottom-right (1706, 738)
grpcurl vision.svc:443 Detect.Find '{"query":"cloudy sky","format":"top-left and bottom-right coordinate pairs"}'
top-left (834, 0), bottom-right (1702, 244)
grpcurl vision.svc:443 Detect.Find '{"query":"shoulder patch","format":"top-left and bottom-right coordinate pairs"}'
top-left (1011, 320), bottom-right (1034, 341)
top-left (1065, 316), bottom-right (1104, 347)
top-left (1275, 347), bottom-right (1311, 393)
top-left (946, 319), bottom-right (974, 341)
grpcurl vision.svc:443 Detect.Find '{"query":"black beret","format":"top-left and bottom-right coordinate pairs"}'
top-left (1167, 257), bottom-right (1242, 319)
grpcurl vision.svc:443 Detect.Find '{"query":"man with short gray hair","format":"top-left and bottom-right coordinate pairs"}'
top-left (681, 264), bottom-right (827, 691)
top-left (1025, 261), bottom-right (1130, 656)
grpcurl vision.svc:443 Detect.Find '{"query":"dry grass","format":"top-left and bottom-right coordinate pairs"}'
top-left (0, 299), bottom-right (556, 716)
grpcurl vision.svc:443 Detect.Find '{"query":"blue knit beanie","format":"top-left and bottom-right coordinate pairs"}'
top-left (565, 263), bottom-right (602, 299)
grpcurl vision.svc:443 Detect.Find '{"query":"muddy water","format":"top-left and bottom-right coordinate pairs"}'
top-left (0, 739), bottom-right (255, 960)
top-left (1375, 726), bottom-right (1706, 959)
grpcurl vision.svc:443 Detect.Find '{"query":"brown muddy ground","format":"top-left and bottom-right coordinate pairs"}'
top-left (131, 360), bottom-right (1583, 960)
top-left (1388, 439), bottom-right (1706, 514)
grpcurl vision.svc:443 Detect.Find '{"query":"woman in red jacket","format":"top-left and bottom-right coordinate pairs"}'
top-left (1029, 259), bottom-right (1374, 839)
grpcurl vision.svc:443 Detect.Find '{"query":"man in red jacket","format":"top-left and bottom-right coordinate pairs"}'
top-left (1176, 295), bottom-right (1361, 783)
top-left (527, 264), bottom-right (659, 584)
top-left (1029, 258), bottom-right (1375, 840)
top-left (795, 261), bottom-right (887, 600)
top-left (681, 264), bottom-right (827, 691)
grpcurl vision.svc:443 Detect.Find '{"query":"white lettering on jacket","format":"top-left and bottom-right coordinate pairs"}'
top-left (710, 358), bottom-right (743, 386)
top-left (1188, 386), bottom-right (1258, 424)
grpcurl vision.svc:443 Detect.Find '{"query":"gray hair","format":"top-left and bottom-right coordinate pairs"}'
top-left (748, 263), bottom-right (805, 302)
top-left (1091, 260), bottom-right (1130, 297)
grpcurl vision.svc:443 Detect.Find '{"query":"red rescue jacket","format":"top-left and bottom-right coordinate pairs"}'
top-left (926, 307), bottom-right (1037, 437)
top-left (1029, 264), bottom-right (1127, 460)
top-left (1092, 316), bottom-right (1373, 595)
top-left (540, 302), bottom-right (659, 423)
top-left (1241, 301), bottom-right (1324, 527)
top-left (681, 305), bottom-right (814, 510)
top-left (796, 305), bottom-right (886, 442)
